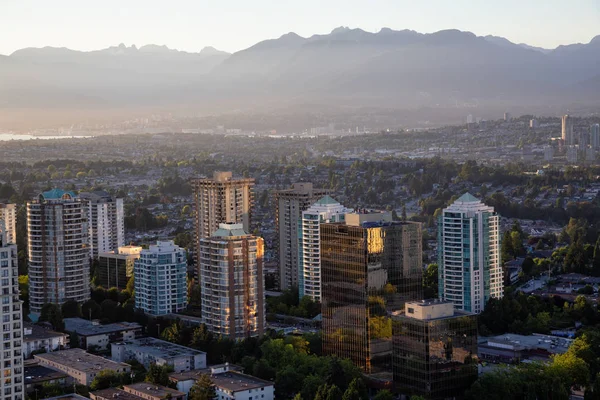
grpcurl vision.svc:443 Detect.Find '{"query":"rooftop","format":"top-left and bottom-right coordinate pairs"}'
top-left (482, 333), bottom-right (573, 354)
top-left (35, 348), bottom-right (130, 373)
top-left (169, 364), bottom-right (244, 382)
top-left (444, 192), bottom-right (495, 213)
top-left (113, 337), bottom-right (206, 359)
top-left (64, 318), bottom-right (142, 337)
top-left (23, 322), bottom-right (68, 341)
top-left (39, 189), bottom-right (77, 201)
top-left (207, 371), bottom-right (272, 393)
top-left (212, 223), bottom-right (248, 238)
top-left (24, 364), bottom-right (69, 385)
top-left (91, 388), bottom-right (142, 400)
top-left (124, 383), bottom-right (185, 399)
top-left (42, 395), bottom-right (89, 400)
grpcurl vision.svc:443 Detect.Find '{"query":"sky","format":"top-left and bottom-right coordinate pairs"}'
top-left (1, 0), bottom-right (599, 55)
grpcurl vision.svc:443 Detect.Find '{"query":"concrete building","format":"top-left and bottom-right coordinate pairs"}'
top-left (543, 145), bottom-right (554, 162)
top-left (298, 196), bottom-right (352, 301)
top-left (92, 384), bottom-right (186, 400)
top-left (80, 191), bottom-right (124, 259)
top-left (191, 171), bottom-right (254, 279)
top-left (34, 348), bottom-right (130, 386)
top-left (64, 318), bottom-right (142, 351)
top-left (566, 145), bottom-right (578, 163)
top-left (392, 300), bottom-right (478, 399)
top-left (22, 323), bottom-right (69, 358)
top-left (479, 333), bottom-right (573, 364)
top-left (0, 203), bottom-right (17, 245)
top-left (111, 337), bottom-right (206, 372)
top-left (199, 223), bottom-right (265, 339)
top-left (97, 245), bottom-right (142, 290)
top-left (562, 114), bottom-right (574, 145)
top-left (134, 241), bottom-right (187, 316)
top-left (529, 119), bottom-right (539, 129)
top-left (276, 182), bottom-right (328, 291)
top-left (24, 364), bottom-right (70, 394)
top-left (503, 112), bottom-right (511, 121)
top-left (592, 124), bottom-right (600, 150)
top-left (0, 223), bottom-right (25, 400)
top-left (586, 147), bottom-right (596, 162)
top-left (438, 193), bottom-right (503, 313)
top-left (321, 212), bottom-right (423, 373)
top-left (27, 189), bottom-right (90, 316)
top-left (169, 364), bottom-right (274, 400)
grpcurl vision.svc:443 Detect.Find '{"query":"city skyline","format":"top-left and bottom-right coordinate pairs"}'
top-left (1, 0), bottom-right (599, 55)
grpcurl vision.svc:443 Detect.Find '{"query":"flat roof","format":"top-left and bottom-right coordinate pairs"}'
top-left (35, 348), bottom-right (130, 373)
top-left (114, 337), bottom-right (206, 359)
top-left (482, 333), bottom-right (573, 354)
top-left (169, 365), bottom-right (244, 382)
top-left (42, 395), bottom-right (89, 400)
top-left (25, 365), bottom-right (69, 384)
top-left (125, 383), bottom-right (185, 398)
top-left (64, 318), bottom-right (142, 336)
top-left (91, 388), bottom-right (142, 400)
top-left (24, 322), bottom-right (68, 342)
top-left (210, 371), bottom-right (272, 393)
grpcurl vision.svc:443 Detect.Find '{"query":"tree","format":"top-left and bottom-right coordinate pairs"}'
top-left (501, 231), bottom-right (515, 262)
top-left (423, 263), bottom-right (438, 298)
top-left (188, 374), bottom-right (216, 400)
top-left (90, 370), bottom-right (122, 390)
top-left (39, 303), bottom-right (65, 331)
top-left (61, 299), bottom-right (81, 318)
top-left (373, 389), bottom-right (394, 400)
top-left (81, 299), bottom-right (101, 320)
top-left (342, 378), bottom-right (368, 400)
top-left (522, 257), bottom-right (535, 276)
top-left (145, 364), bottom-right (173, 386)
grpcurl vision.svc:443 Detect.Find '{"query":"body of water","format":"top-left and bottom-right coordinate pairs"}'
top-left (0, 133), bottom-right (92, 141)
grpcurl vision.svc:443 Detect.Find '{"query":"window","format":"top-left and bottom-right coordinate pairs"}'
top-left (407, 308), bottom-right (414, 314)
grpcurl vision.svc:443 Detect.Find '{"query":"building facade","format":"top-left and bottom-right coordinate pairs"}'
top-left (97, 245), bottom-right (142, 290)
top-left (276, 182), bottom-right (328, 291)
top-left (591, 124), bottom-right (600, 150)
top-left (0, 223), bottom-right (25, 400)
top-left (199, 223), bottom-right (265, 339)
top-left (0, 203), bottom-right (17, 245)
top-left (79, 191), bottom-right (124, 259)
top-left (392, 300), bottom-right (478, 399)
top-left (321, 212), bottom-right (423, 373)
top-left (27, 189), bottom-right (90, 315)
top-left (438, 193), bottom-right (502, 314)
top-left (562, 114), bottom-right (574, 145)
top-left (192, 172), bottom-right (254, 274)
top-left (23, 323), bottom-right (68, 359)
top-left (298, 196), bottom-right (352, 301)
top-left (134, 241), bottom-right (187, 316)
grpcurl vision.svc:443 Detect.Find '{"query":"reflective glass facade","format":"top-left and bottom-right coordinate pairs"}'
top-left (392, 311), bottom-right (478, 399)
top-left (321, 220), bottom-right (422, 373)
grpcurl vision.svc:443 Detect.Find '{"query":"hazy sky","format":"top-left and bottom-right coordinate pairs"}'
top-left (1, 0), bottom-right (599, 55)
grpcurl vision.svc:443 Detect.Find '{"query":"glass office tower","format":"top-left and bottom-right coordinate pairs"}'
top-left (321, 212), bottom-right (422, 373)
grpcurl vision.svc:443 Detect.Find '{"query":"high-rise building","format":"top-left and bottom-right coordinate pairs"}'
top-left (298, 196), bottom-right (352, 302)
top-left (503, 112), bottom-right (511, 121)
top-left (321, 212), bottom-right (423, 373)
top-left (79, 191), bottom-right (124, 259)
top-left (0, 221), bottom-right (25, 400)
top-left (566, 145), bottom-right (579, 163)
top-left (192, 172), bottom-right (254, 279)
top-left (134, 241), bottom-right (187, 316)
top-left (591, 124), bottom-right (600, 150)
top-left (529, 119), bottom-right (539, 129)
top-left (199, 223), bottom-right (265, 339)
top-left (543, 145), bottom-right (554, 162)
top-left (392, 300), bottom-right (478, 399)
top-left (0, 203), bottom-right (17, 245)
top-left (562, 115), bottom-right (574, 145)
top-left (27, 189), bottom-right (90, 316)
top-left (580, 131), bottom-right (590, 149)
top-left (97, 245), bottom-right (142, 290)
top-left (437, 193), bottom-right (502, 314)
top-left (276, 182), bottom-right (328, 291)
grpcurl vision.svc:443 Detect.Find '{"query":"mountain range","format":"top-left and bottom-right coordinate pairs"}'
top-left (1, 27), bottom-right (599, 113)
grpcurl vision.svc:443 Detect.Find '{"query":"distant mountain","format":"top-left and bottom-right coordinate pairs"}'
top-left (2, 28), bottom-right (600, 111)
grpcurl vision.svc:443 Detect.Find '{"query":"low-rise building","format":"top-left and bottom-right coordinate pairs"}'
top-left (169, 364), bottom-right (273, 400)
top-left (42, 395), bottom-right (90, 400)
top-left (23, 322), bottom-right (69, 358)
top-left (34, 348), bottom-right (131, 386)
top-left (479, 333), bottom-right (573, 364)
top-left (24, 364), bottom-right (71, 394)
top-left (64, 318), bottom-right (142, 350)
top-left (111, 337), bottom-right (206, 372)
top-left (91, 384), bottom-right (185, 400)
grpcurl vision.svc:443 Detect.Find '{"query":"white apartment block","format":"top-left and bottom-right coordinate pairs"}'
top-left (0, 224), bottom-right (25, 400)
top-left (79, 191), bottom-right (124, 259)
top-left (0, 204), bottom-right (17, 245)
top-left (134, 241), bottom-right (187, 316)
top-left (438, 193), bottom-right (503, 314)
top-left (298, 196), bottom-right (352, 302)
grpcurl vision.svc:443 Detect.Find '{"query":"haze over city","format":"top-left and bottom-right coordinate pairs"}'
top-left (2, 2), bottom-right (600, 400)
